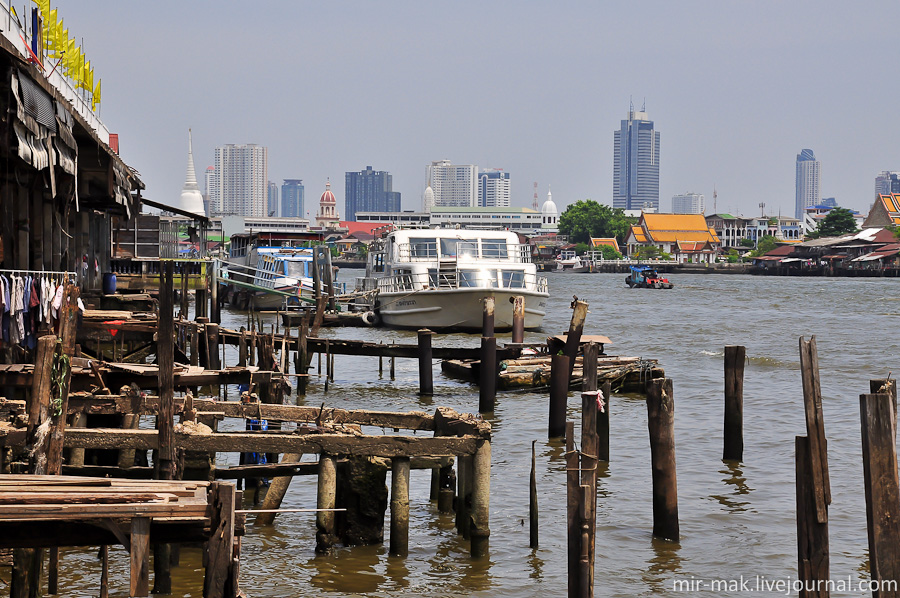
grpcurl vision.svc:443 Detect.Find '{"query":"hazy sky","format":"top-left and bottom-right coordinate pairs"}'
top-left (58, 1), bottom-right (900, 218)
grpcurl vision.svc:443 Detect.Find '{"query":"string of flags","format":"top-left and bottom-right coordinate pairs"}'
top-left (31, 0), bottom-right (101, 111)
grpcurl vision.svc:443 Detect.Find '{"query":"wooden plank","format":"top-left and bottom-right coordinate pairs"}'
top-left (130, 516), bottom-right (150, 597)
top-left (795, 436), bottom-right (829, 598)
top-left (62, 428), bottom-right (479, 457)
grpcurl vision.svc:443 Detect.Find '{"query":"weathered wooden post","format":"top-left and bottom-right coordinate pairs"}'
top-left (316, 454), bottom-right (339, 553)
top-left (207, 322), bottom-right (221, 370)
top-left (298, 313), bottom-right (310, 395)
top-left (154, 261), bottom-right (176, 594)
top-left (723, 345), bottom-right (745, 461)
top-left (482, 295), bottom-right (495, 338)
top-left (203, 482), bottom-right (237, 598)
top-left (530, 440), bottom-right (539, 549)
top-left (563, 298), bottom-right (589, 380)
top-left (210, 258), bottom-right (220, 324)
top-left (456, 455), bottom-right (471, 538)
top-left (479, 334), bottom-right (497, 414)
top-left (191, 323), bottom-right (202, 367)
top-left (580, 391), bottom-right (599, 596)
top-left (418, 329), bottom-right (434, 396)
top-left (511, 295), bottom-right (525, 344)
top-left (255, 453), bottom-right (303, 526)
top-left (566, 421), bottom-right (580, 597)
top-left (438, 460), bottom-right (456, 514)
top-left (869, 378), bottom-right (897, 443)
top-left (130, 517), bottom-right (151, 597)
top-left (859, 392), bottom-right (900, 591)
top-left (390, 356), bottom-right (396, 380)
top-left (470, 438), bottom-right (491, 558)
top-left (799, 336), bottom-right (831, 523)
top-left (795, 436), bottom-right (829, 597)
top-left (582, 342), bottom-right (598, 392)
top-left (549, 354), bottom-right (570, 438)
top-left (646, 378), bottom-right (679, 542)
top-left (237, 326), bottom-right (247, 367)
top-left (389, 456), bottom-right (411, 556)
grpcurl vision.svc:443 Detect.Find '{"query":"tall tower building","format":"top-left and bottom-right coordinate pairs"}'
top-left (478, 169), bottom-right (511, 208)
top-left (281, 179), bottom-right (305, 219)
top-left (426, 160), bottom-right (477, 209)
top-left (671, 192), bottom-right (705, 214)
top-left (613, 106), bottom-right (660, 211)
top-left (210, 144), bottom-right (268, 217)
top-left (345, 166), bottom-right (401, 220)
top-left (203, 166), bottom-right (215, 216)
top-left (795, 149), bottom-right (820, 219)
top-left (267, 181), bottom-right (279, 217)
top-left (875, 171), bottom-right (900, 196)
top-left (315, 179), bottom-right (340, 228)
top-left (177, 130), bottom-right (205, 217)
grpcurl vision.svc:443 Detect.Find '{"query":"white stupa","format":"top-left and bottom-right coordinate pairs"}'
top-left (178, 129), bottom-right (205, 216)
top-left (423, 184), bottom-right (435, 212)
top-left (541, 185), bottom-right (558, 230)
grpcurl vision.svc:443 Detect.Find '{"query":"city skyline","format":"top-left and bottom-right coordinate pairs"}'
top-left (62, 2), bottom-right (900, 220)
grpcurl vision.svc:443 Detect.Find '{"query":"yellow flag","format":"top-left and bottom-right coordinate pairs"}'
top-left (91, 79), bottom-right (101, 111)
top-left (78, 60), bottom-right (92, 91)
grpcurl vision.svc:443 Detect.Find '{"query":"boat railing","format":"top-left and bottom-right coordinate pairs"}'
top-left (376, 270), bottom-right (549, 294)
top-left (395, 242), bottom-right (533, 263)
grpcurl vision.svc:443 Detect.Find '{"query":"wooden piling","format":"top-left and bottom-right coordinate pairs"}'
top-left (316, 454), bottom-right (339, 553)
top-left (99, 545), bottom-right (109, 598)
top-left (456, 455), bottom-right (472, 538)
top-left (46, 284), bottom-right (79, 476)
top-left (237, 326), bottom-right (247, 368)
top-left (390, 356), bottom-right (395, 380)
top-left (418, 329), bottom-right (434, 396)
top-left (859, 392), bottom-right (900, 592)
top-left (582, 342), bottom-right (598, 392)
top-left (511, 295), bottom-right (525, 344)
top-left (563, 299), bottom-right (589, 379)
top-left (191, 323), bottom-right (201, 367)
top-left (723, 345), bottom-right (745, 462)
top-left (27, 334), bottom-right (56, 474)
top-left (530, 440), bottom-right (538, 549)
top-left (646, 378), bottom-right (679, 542)
top-left (795, 436), bottom-right (829, 598)
top-left (255, 453), bottom-right (303, 526)
top-left (479, 336), bottom-right (497, 414)
top-left (549, 354), bottom-right (570, 438)
top-left (482, 295), bottom-right (495, 338)
top-left (211, 259), bottom-right (220, 324)
top-left (207, 323), bottom-right (221, 370)
top-left (438, 461), bottom-right (455, 514)
top-left (389, 456), bottom-right (411, 556)
top-left (869, 378), bottom-right (897, 443)
top-left (203, 482), bottom-right (236, 598)
top-left (580, 391), bottom-right (599, 595)
top-left (470, 439), bottom-right (491, 558)
top-left (799, 336), bottom-right (831, 523)
top-left (130, 517), bottom-right (150, 597)
top-left (566, 421), bottom-right (580, 597)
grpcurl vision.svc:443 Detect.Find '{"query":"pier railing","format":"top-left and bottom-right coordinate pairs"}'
top-left (376, 269), bottom-right (548, 294)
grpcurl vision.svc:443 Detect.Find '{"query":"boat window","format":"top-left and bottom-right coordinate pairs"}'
top-left (481, 239), bottom-right (508, 259)
top-left (440, 239), bottom-right (478, 259)
top-left (458, 269), bottom-right (480, 288)
top-left (409, 237), bottom-right (437, 258)
top-left (427, 268), bottom-right (438, 287)
top-left (373, 252), bottom-right (385, 273)
top-left (501, 270), bottom-right (526, 288)
top-left (285, 261), bottom-right (307, 278)
top-left (395, 268), bottom-right (414, 291)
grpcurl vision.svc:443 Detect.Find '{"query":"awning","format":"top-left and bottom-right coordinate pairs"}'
top-left (779, 257), bottom-right (803, 263)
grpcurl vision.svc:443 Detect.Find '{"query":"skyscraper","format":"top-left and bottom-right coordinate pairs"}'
top-left (267, 181), bottom-right (279, 217)
top-left (613, 106), bottom-right (660, 211)
top-left (426, 160), bottom-right (477, 210)
top-left (671, 192), bottom-right (705, 214)
top-left (344, 166), bottom-right (400, 221)
top-left (281, 179), bottom-right (304, 218)
top-left (795, 149), bottom-right (820, 219)
top-left (478, 169), bottom-right (511, 208)
top-left (210, 144), bottom-right (268, 216)
top-left (875, 171), bottom-right (900, 196)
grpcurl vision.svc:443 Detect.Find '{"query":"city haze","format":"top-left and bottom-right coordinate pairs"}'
top-left (62, 0), bottom-right (899, 218)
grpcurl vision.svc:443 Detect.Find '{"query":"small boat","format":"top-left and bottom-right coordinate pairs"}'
top-left (358, 228), bottom-right (550, 331)
top-left (625, 265), bottom-right (673, 289)
top-left (222, 246), bottom-right (315, 310)
top-left (555, 251), bottom-right (592, 273)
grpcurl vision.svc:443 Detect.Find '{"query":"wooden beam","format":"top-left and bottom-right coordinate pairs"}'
top-left (62, 428), bottom-right (479, 457)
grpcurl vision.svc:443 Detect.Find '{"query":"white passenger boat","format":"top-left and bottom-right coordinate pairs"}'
top-left (222, 245), bottom-right (315, 310)
top-left (358, 229), bottom-right (549, 331)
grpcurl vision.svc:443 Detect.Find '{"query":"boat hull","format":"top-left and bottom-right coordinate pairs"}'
top-left (376, 288), bottom-right (548, 331)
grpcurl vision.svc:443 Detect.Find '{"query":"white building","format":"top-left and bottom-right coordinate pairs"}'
top-left (211, 144), bottom-right (268, 217)
top-left (426, 160), bottom-right (477, 209)
top-left (795, 149), bottom-right (820, 219)
top-left (671, 192), bottom-right (704, 215)
top-left (478, 169), bottom-right (511, 208)
top-left (541, 187), bottom-right (558, 231)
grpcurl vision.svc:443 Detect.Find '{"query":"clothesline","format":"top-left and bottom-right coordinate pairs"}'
top-left (0, 268), bottom-right (74, 277)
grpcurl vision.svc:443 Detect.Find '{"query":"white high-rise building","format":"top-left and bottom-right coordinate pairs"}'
top-left (211, 144), bottom-right (268, 217)
top-left (671, 192), bottom-right (705, 214)
top-left (795, 149), bottom-right (820, 219)
top-left (426, 160), bottom-right (477, 209)
top-left (478, 169), bottom-right (511, 208)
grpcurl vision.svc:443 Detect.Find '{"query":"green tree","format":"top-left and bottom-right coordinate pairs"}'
top-left (748, 235), bottom-right (778, 257)
top-left (633, 245), bottom-right (671, 261)
top-left (739, 238), bottom-right (755, 248)
top-left (598, 244), bottom-right (623, 260)
top-left (805, 207), bottom-right (858, 239)
top-left (574, 242), bottom-right (590, 255)
top-left (558, 199), bottom-right (634, 245)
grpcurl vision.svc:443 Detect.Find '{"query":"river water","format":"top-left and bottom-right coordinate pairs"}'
top-left (45, 271), bottom-right (900, 596)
